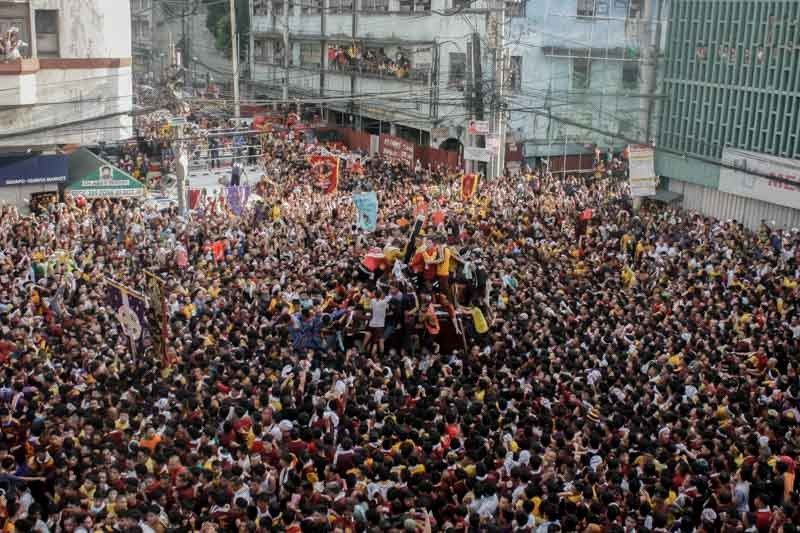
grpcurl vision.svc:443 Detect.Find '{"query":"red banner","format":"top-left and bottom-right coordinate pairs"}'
top-left (188, 188), bottom-right (202, 210)
top-left (380, 134), bottom-right (415, 168)
top-left (308, 154), bottom-right (340, 194)
top-left (212, 240), bottom-right (226, 262)
top-left (461, 173), bottom-right (479, 202)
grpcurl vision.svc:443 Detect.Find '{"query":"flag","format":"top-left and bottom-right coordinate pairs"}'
top-left (350, 159), bottom-right (364, 175)
top-left (104, 277), bottom-right (147, 355)
top-left (353, 191), bottom-right (378, 232)
top-left (212, 240), bottom-right (226, 262)
top-left (308, 154), bottom-right (340, 194)
top-left (144, 270), bottom-right (170, 365)
top-left (226, 185), bottom-right (251, 216)
top-left (461, 173), bottom-right (479, 202)
top-left (362, 247), bottom-right (386, 272)
top-left (188, 188), bottom-right (203, 210)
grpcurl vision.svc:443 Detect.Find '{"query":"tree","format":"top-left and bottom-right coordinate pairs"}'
top-left (202, 0), bottom-right (250, 58)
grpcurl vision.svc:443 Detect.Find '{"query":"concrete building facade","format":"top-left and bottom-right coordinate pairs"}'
top-left (250, 0), bottom-right (664, 169)
top-left (251, 0), bottom-right (504, 150)
top-left (0, 0), bottom-right (134, 149)
top-left (656, 0), bottom-right (800, 229)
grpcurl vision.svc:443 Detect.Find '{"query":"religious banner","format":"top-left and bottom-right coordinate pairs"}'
top-left (212, 240), bottom-right (227, 262)
top-left (379, 134), bottom-right (415, 167)
top-left (460, 173), bottom-right (479, 202)
top-left (104, 277), bottom-right (147, 356)
top-left (308, 154), bottom-right (340, 193)
top-left (144, 270), bottom-right (169, 365)
top-left (226, 185), bottom-right (251, 216)
top-left (188, 188), bottom-right (203, 210)
top-left (353, 191), bottom-right (379, 232)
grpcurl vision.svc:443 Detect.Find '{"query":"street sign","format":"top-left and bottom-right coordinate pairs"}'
top-left (464, 146), bottom-right (492, 163)
top-left (467, 120), bottom-right (489, 135)
top-left (486, 134), bottom-right (500, 153)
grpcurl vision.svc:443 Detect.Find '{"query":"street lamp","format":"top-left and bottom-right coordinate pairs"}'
top-left (192, 56), bottom-right (198, 93)
top-left (159, 52), bottom-right (166, 81)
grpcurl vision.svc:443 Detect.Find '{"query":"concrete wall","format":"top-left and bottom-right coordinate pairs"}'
top-left (667, 178), bottom-right (800, 231)
top-left (0, 0), bottom-right (133, 149)
top-left (507, 0), bottom-right (657, 152)
top-left (33, 0), bottom-right (132, 58)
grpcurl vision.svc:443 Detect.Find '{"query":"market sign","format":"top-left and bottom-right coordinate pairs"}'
top-left (0, 154), bottom-right (68, 187)
top-left (719, 147), bottom-right (800, 210)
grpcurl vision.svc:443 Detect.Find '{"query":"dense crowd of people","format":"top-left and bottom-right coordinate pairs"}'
top-left (0, 130), bottom-right (799, 533)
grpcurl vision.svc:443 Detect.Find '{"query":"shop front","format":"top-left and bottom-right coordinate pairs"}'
top-left (0, 154), bottom-right (69, 210)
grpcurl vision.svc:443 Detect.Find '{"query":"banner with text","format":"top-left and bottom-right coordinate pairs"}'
top-left (380, 134), bottom-right (415, 167)
top-left (464, 146), bottom-right (492, 163)
top-left (628, 145), bottom-right (657, 197)
top-left (719, 147), bottom-right (800, 210)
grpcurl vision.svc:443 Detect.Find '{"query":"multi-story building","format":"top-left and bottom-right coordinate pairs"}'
top-left (250, 0), bottom-right (663, 171)
top-left (0, 0), bottom-right (133, 203)
top-left (508, 0), bottom-right (664, 172)
top-left (251, 0), bottom-right (506, 151)
top-left (131, 0), bottom-right (154, 79)
top-left (657, 0), bottom-right (800, 228)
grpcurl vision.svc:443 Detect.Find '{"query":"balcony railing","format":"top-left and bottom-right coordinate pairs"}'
top-left (326, 61), bottom-right (428, 82)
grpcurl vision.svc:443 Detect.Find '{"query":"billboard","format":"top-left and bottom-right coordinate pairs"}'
top-left (719, 147), bottom-right (800, 210)
top-left (467, 120), bottom-right (489, 135)
top-left (628, 145), bottom-right (656, 197)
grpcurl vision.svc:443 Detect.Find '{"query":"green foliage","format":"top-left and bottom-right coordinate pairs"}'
top-left (202, 0), bottom-right (250, 57)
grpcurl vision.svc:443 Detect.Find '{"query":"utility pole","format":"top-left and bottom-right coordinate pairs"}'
top-left (248, 0), bottom-right (255, 88)
top-left (230, 0), bottom-right (241, 118)
top-left (282, 0), bottom-right (289, 104)
top-left (176, 145), bottom-right (189, 215)
top-left (490, 0), bottom-right (506, 179)
top-left (639, 0), bottom-right (657, 142)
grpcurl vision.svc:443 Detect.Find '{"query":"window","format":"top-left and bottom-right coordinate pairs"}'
top-left (362, 0), bottom-right (389, 11)
top-left (506, 0), bottom-right (525, 18)
top-left (507, 55), bottom-right (522, 91)
top-left (572, 58), bottom-right (591, 89)
top-left (300, 42), bottom-right (321, 67)
top-left (271, 0), bottom-right (283, 16)
top-left (301, 0), bottom-right (320, 15)
top-left (399, 0), bottom-right (430, 12)
top-left (329, 0), bottom-right (353, 13)
top-left (621, 61), bottom-right (639, 89)
top-left (577, 0), bottom-right (594, 18)
top-left (253, 0), bottom-right (269, 15)
top-left (618, 118), bottom-right (635, 137)
top-left (35, 10), bottom-right (59, 58)
top-left (448, 52), bottom-right (466, 89)
top-left (627, 0), bottom-right (641, 18)
top-left (0, 2), bottom-right (30, 60)
top-left (254, 39), bottom-right (270, 61)
top-left (452, 0), bottom-right (471, 9)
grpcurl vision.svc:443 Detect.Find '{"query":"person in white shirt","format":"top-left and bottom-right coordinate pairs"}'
top-left (365, 289), bottom-right (392, 355)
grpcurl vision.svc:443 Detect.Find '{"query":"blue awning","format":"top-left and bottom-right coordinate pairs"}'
top-left (0, 154), bottom-right (68, 187)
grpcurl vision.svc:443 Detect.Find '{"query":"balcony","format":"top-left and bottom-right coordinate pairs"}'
top-left (0, 59), bottom-right (39, 106)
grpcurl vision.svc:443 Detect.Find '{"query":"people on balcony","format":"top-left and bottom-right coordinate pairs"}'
top-left (327, 44), bottom-right (415, 80)
top-left (0, 27), bottom-right (27, 62)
